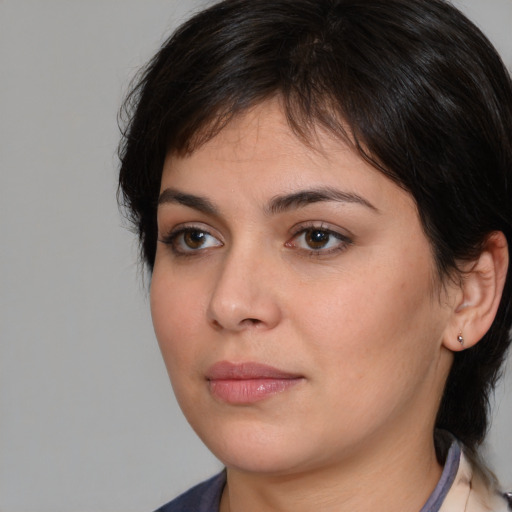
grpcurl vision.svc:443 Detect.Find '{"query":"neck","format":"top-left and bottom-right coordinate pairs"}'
top-left (220, 424), bottom-right (443, 512)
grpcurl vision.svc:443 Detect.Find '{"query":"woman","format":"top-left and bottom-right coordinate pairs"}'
top-left (118, 0), bottom-right (512, 510)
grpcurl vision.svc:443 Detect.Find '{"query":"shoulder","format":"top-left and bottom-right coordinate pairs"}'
top-left (441, 448), bottom-right (510, 512)
top-left (154, 471), bottom-right (226, 512)
top-left (464, 455), bottom-right (511, 512)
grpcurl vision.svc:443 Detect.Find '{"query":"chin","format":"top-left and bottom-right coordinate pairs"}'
top-left (188, 415), bottom-right (331, 476)
top-left (215, 444), bottom-right (313, 475)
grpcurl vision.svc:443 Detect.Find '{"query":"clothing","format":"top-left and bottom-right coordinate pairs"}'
top-left (155, 438), bottom-right (509, 512)
top-left (155, 472), bottom-right (225, 512)
top-left (438, 449), bottom-right (510, 512)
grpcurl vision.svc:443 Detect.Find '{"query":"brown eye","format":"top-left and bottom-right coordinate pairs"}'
top-left (304, 229), bottom-right (331, 249)
top-left (183, 230), bottom-right (208, 249)
top-left (286, 225), bottom-right (351, 255)
top-left (160, 227), bottom-right (223, 255)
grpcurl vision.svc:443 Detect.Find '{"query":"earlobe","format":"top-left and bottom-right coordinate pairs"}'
top-left (442, 231), bottom-right (509, 352)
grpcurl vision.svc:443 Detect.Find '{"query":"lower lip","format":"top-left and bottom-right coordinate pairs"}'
top-left (208, 378), bottom-right (302, 404)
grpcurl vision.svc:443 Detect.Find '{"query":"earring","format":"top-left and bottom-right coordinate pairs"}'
top-left (457, 332), bottom-right (464, 347)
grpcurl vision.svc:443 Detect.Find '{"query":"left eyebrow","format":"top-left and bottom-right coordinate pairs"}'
top-left (265, 187), bottom-right (379, 215)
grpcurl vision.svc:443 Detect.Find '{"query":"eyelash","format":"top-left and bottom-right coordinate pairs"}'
top-left (158, 225), bottom-right (223, 256)
top-left (285, 223), bottom-right (352, 257)
top-left (158, 223), bottom-right (352, 257)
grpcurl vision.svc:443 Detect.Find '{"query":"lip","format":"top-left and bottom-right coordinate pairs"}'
top-left (206, 361), bottom-right (304, 404)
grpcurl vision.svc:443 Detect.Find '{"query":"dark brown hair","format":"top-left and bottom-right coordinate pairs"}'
top-left (118, 0), bottom-right (512, 452)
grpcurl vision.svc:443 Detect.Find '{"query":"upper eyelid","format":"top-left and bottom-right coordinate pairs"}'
top-left (157, 224), bottom-right (222, 249)
top-left (288, 228), bottom-right (352, 245)
top-left (159, 226), bottom-right (223, 256)
top-left (159, 221), bottom-right (219, 238)
top-left (285, 229), bottom-right (352, 257)
top-left (289, 221), bottom-right (353, 239)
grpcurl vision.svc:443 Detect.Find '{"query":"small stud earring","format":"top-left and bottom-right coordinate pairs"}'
top-left (457, 332), bottom-right (464, 347)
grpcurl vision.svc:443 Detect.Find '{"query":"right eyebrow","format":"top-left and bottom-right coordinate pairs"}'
top-left (157, 188), bottom-right (219, 216)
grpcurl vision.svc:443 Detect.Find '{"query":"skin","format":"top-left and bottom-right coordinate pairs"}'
top-left (150, 100), bottom-right (463, 512)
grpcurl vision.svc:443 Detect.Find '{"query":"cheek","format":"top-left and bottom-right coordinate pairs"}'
top-left (149, 268), bottom-right (220, 426)
top-left (297, 253), bottom-right (441, 393)
top-left (150, 265), bottom-right (208, 374)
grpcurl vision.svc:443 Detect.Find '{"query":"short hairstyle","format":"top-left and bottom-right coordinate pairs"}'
top-left (118, 0), bottom-right (512, 452)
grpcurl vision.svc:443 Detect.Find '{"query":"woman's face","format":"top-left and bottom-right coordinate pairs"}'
top-left (151, 100), bottom-right (456, 475)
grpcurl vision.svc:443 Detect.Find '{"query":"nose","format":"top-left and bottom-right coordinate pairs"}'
top-left (207, 248), bottom-right (282, 332)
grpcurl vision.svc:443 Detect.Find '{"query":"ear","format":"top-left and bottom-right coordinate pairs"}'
top-left (442, 231), bottom-right (509, 352)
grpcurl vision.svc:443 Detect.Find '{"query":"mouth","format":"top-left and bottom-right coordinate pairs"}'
top-left (206, 361), bottom-right (304, 404)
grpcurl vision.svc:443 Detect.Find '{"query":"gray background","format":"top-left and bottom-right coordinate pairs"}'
top-left (1, 1), bottom-right (511, 511)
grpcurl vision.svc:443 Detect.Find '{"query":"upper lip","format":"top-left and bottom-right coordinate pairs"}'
top-left (206, 361), bottom-right (302, 380)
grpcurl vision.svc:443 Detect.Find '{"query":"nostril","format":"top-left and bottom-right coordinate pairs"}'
top-left (210, 319), bottom-right (223, 330)
top-left (209, 317), bottom-right (262, 331)
top-left (244, 318), bottom-right (262, 326)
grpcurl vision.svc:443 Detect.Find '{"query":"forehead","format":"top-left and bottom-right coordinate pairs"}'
top-left (161, 100), bottom-right (412, 213)
top-left (173, 100), bottom-right (324, 166)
